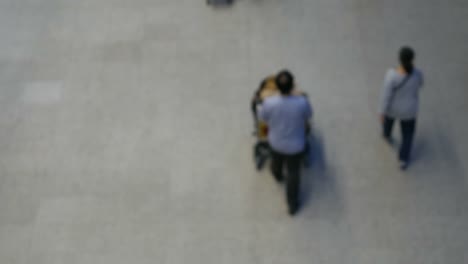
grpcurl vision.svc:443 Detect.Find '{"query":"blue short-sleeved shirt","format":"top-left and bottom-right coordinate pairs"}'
top-left (259, 95), bottom-right (312, 154)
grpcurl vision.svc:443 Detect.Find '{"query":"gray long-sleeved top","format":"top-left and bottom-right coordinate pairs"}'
top-left (379, 68), bottom-right (424, 120)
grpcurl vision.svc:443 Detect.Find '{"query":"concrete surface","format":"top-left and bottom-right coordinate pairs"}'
top-left (1, 0), bottom-right (467, 263)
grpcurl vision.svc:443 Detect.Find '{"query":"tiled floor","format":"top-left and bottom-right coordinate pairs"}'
top-left (0, 0), bottom-right (467, 263)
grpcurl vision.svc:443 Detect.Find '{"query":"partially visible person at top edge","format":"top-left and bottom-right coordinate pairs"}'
top-left (258, 70), bottom-right (313, 215)
top-left (379, 46), bottom-right (424, 170)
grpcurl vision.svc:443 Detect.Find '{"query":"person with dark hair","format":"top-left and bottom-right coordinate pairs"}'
top-left (250, 74), bottom-right (308, 134)
top-left (258, 70), bottom-right (313, 215)
top-left (275, 70), bottom-right (295, 94)
top-left (379, 46), bottom-right (424, 170)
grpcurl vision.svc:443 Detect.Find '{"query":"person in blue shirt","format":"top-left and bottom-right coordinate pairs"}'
top-left (259, 70), bottom-right (313, 215)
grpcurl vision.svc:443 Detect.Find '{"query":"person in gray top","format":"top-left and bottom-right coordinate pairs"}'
top-left (379, 46), bottom-right (424, 170)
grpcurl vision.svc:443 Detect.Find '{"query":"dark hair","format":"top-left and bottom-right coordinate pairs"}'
top-left (399, 46), bottom-right (415, 74)
top-left (275, 70), bottom-right (294, 95)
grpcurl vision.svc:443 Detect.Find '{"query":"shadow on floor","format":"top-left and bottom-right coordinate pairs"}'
top-left (300, 129), bottom-right (344, 219)
top-left (411, 137), bottom-right (430, 165)
top-left (387, 123), bottom-right (462, 173)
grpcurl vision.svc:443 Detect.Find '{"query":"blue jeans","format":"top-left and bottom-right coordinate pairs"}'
top-left (383, 116), bottom-right (416, 163)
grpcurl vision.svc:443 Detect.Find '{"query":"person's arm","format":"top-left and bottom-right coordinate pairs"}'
top-left (378, 70), bottom-right (394, 122)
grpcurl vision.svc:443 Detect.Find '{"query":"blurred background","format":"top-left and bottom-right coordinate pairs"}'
top-left (0, 0), bottom-right (467, 263)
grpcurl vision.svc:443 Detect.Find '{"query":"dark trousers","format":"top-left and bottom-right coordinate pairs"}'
top-left (270, 149), bottom-right (302, 209)
top-left (383, 116), bottom-right (416, 162)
